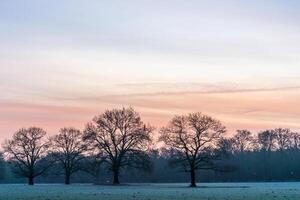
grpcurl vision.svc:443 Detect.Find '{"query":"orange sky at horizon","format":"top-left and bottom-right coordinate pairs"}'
top-left (1, 88), bottom-right (300, 143)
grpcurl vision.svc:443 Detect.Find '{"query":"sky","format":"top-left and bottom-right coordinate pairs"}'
top-left (1, 0), bottom-right (300, 141)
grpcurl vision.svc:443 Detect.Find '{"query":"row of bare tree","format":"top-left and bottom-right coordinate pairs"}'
top-left (3, 107), bottom-right (300, 187)
top-left (221, 128), bottom-right (300, 153)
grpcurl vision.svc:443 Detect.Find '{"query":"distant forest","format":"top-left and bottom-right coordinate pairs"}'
top-left (1, 107), bottom-right (300, 186)
top-left (1, 147), bottom-right (300, 184)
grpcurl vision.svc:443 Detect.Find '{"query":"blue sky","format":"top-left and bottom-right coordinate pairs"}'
top-left (1, 1), bottom-right (300, 139)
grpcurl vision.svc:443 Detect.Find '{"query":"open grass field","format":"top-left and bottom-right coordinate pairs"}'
top-left (1, 182), bottom-right (300, 200)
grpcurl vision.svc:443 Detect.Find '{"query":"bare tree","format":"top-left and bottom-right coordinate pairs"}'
top-left (233, 130), bottom-right (253, 153)
top-left (159, 113), bottom-right (226, 187)
top-left (218, 137), bottom-right (235, 155)
top-left (274, 128), bottom-right (291, 151)
top-left (3, 127), bottom-right (50, 185)
top-left (289, 132), bottom-right (300, 150)
top-left (50, 127), bottom-right (86, 185)
top-left (83, 107), bottom-right (153, 184)
top-left (257, 130), bottom-right (277, 152)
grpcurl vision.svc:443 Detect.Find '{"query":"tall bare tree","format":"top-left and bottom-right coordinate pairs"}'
top-left (3, 127), bottom-right (50, 185)
top-left (83, 107), bottom-right (153, 184)
top-left (50, 127), bottom-right (86, 185)
top-left (159, 113), bottom-right (226, 187)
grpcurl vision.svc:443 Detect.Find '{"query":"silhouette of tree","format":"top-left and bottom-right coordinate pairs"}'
top-left (274, 128), bottom-right (291, 151)
top-left (159, 113), bottom-right (226, 187)
top-left (83, 107), bottom-right (153, 184)
top-left (257, 130), bottom-right (277, 152)
top-left (218, 137), bottom-right (235, 155)
top-left (233, 130), bottom-right (253, 153)
top-left (50, 127), bottom-right (86, 184)
top-left (3, 127), bottom-right (51, 185)
top-left (289, 132), bottom-right (300, 150)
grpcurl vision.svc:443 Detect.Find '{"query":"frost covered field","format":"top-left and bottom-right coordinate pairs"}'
top-left (1, 182), bottom-right (300, 200)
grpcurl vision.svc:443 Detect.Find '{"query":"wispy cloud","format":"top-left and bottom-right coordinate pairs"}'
top-left (51, 83), bottom-right (300, 102)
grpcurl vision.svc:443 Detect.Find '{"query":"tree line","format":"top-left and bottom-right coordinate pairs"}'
top-left (1, 107), bottom-right (300, 187)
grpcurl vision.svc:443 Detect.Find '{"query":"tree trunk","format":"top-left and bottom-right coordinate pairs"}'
top-left (65, 170), bottom-right (71, 185)
top-left (113, 169), bottom-right (120, 184)
top-left (190, 169), bottom-right (196, 187)
top-left (28, 176), bottom-right (34, 185)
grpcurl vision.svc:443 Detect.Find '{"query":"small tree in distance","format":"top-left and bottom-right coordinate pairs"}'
top-left (83, 107), bottom-right (153, 185)
top-left (233, 130), bottom-right (253, 153)
top-left (160, 113), bottom-right (226, 187)
top-left (257, 130), bottom-right (277, 152)
top-left (50, 127), bottom-right (86, 185)
top-left (3, 127), bottom-right (51, 185)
